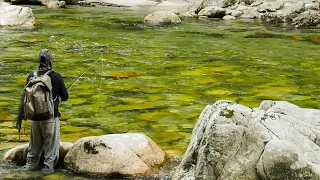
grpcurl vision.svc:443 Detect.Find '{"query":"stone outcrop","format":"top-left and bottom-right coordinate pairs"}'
top-left (198, 6), bottom-right (226, 17)
top-left (64, 133), bottom-right (167, 177)
top-left (182, 0), bottom-right (320, 26)
top-left (0, 0), bottom-right (35, 26)
top-left (143, 11), bottom-right (181, 25)
top-left (47, 0), bottom-right (66, 8)
top-left (2, 142), bottom-right (74, 166)
top-left (173, 100), bottom-right (320, 180)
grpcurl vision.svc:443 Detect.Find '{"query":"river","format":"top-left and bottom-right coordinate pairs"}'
top-left (0, 5), bottom-right (319, 179)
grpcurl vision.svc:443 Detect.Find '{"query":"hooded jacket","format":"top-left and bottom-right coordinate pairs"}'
top-left (18, 49), bottom-right (69, 120)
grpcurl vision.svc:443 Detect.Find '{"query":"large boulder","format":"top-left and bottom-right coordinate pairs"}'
top-left (2, 142), bottom-right (74, 166)
top-left (47, 0), bottom-right (66, 8)
top-left (143, 11), bottom-right (181, 25)
top-left (0, 1), bottom-right (35, 26)
top-left (198, 5), bottom-right (226, 17)
top-left (64, 133), bottom-right (167, 177)
top-left (173, 100), bottom-right (320, 180)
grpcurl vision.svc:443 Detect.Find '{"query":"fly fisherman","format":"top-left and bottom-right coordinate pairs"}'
top-left (17, 49), bottom-right (68, 174)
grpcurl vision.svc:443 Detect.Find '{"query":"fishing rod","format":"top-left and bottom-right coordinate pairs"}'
top-left (68, 57), bottom-right (103, 92)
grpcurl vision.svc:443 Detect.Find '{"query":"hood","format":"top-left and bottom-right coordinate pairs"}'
top-left (38, 49), bottom-right (53, 71)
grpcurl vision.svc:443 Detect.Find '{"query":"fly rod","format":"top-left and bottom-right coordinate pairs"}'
top-left (68, 57), bottom-right (103, 92)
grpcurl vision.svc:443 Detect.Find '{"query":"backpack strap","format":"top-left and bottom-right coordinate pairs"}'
top-left (44, 70), bottom-right (53, 76)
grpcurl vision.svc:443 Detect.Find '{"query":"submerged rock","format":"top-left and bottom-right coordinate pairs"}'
top-left (143, 11), bottom-right (181, 25)
top-left (173, 100), bottom-right (320, 180)
top-left (64, 133), bottom-right (167, 177)
top-left (0, 0), bottom-right (35, 26)
top-left (2, 142), bottom-right (74, 166)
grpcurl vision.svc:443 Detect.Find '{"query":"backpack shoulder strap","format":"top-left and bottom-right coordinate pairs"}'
top-left (44, 70), bottom-right (53, 76)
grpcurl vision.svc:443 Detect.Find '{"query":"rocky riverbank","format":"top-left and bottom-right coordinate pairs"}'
top-left (3, 100), bottom-right (320, 179)
top-left (1, 0), bottom-right (320, 27)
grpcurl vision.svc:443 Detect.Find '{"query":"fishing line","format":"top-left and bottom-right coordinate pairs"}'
top-left (68, 57), bottom-right (102, 92)
top-left (95, 58), bottom-right (104, 119)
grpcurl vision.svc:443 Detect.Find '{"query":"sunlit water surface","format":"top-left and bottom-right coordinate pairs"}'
top-left (0, 5), bottom-right (319, 179)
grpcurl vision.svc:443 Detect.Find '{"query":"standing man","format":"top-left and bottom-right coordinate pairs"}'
top-left (17, 49), bottom-right (68, 174)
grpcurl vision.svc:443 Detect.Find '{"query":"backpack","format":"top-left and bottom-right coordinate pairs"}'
top-left (23, 70), bottom-right (54, 121)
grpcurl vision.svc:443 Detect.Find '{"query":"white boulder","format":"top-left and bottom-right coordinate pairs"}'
top-left (0, 1), bottom-right (35, 26)
top-left (143, 10), bottom-right (181, 25)
top-left (64, 133), bottom-right (166, 177)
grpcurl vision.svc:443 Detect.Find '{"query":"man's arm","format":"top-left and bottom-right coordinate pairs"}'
top-left (58, 73), bottom-right (69, 102)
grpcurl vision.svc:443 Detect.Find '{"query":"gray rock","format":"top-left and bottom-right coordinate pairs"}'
top-left (257, 1), bottom-right (284, 13)
top-left (305, 3), bottom-right (319, 11)
top-left (223, 15), bottom-right (236, 20)
top-left (198, 5), bottom-right (226, 17)
top-left (250, 1), bottom-right (262, 7)
top-left (2, 142), bottom-right (73, 166)
top-left (231, 9), bottom-right (243, 17)
top-left (260, 2), bottom-right (304, 23)
top-left (64, 133), bottom-right (166, 177)
top-left (143, 10), bottom-right (181, 25)
top-left (173, 100), bottom-right (320, 180)
top-left (225, 8), bottom-right (232, 15)
top-left (257, 140), bottom-right (320, 180)
top-left (47, 0), bottom-right (66, 8)
top-left (240, 7), bottom-right (260, 19)
top-left (293, 10), bottom-right (320, 27)
top-left (0, 1), bottom-right (35, 26)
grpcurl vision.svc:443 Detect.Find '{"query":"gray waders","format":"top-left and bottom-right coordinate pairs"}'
top-left (25, 117), bottom-right (60, 170)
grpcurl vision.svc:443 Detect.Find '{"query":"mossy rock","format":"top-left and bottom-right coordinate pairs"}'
top-left (0, 102), bottom-right (9, 107)
top-left (151, 124), bottom-right (180, 132)
top-left (41, 173), bottom-right (66, 180)
top-left (2, 134), bottom-right (29, 142)
top-left (0, 96), bottom-right (19, 102)
top-left (0, 121), bottom-right (15, 128)
top-left (121, 97), bottom-right (146, 104)
top-left (148, 95), bottom-right (164, 101)
top-left (136, 112), bottom-right (174, 122)
top-left (109, 103), bottom-right (167, 112)
top-left (65, 98), bottom-right (87, 105)
top-left (0, 171), bottom-right (43, 179)
top-left (60, 125), bottom-right (90, 134)
top-left (181, 112), bottom-right (200, 120)
top-left (1, 128), bottom-right (18, 135)
top-left (194, 78), bottom-right (217, 84)
top-left (166, 94), bottom-right (196, 102)
top-left (249, 86), bottom-right (299, 95)
top-left (0, 109), bottom-right (14, 121)
top-left (206, 89), bottom-right (232, 96)
top-left (0, 87), bottom-right (13, 93)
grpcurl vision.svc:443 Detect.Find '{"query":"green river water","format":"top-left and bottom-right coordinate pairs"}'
top-left (0, 5), bottom-right (319, 179)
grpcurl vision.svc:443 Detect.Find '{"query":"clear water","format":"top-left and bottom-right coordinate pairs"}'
top-left (0, 5), bottom-right (319, 179)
